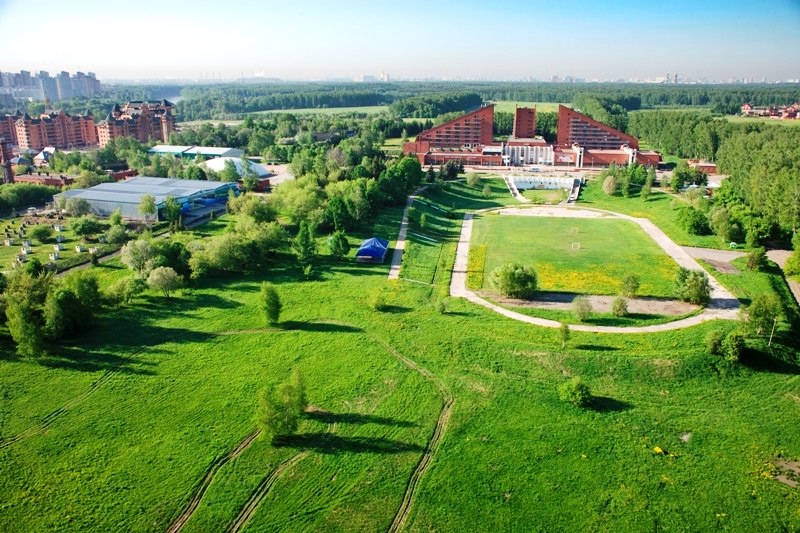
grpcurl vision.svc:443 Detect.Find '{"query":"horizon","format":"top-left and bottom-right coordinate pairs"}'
top-left (1, 0), bottom-right (799, 82)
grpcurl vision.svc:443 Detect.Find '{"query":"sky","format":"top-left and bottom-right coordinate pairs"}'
top-left (1, 0), bottom-right (799, 82)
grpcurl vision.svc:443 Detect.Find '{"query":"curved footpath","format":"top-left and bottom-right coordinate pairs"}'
top-left (388, 187), bottom-right (427, 280)
top-left (450, 205), bottom-right (740, 334)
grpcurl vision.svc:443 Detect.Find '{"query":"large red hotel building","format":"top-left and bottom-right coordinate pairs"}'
top-left (403, 104), bottom-right (661, 168)
top-left (0, 100), bottom-right (176, 151)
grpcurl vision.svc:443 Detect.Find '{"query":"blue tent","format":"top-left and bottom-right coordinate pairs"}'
top-left (356, 237), bottom-right (389, 263)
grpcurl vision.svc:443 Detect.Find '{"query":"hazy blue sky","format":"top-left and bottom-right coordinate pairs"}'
top-left (2, 0), bottom-right (799, 81)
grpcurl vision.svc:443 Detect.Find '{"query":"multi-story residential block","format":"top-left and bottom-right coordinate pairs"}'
top-left (96, 100), bottom-right (176, 147)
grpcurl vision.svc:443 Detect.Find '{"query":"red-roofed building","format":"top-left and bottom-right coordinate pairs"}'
top-left (556, 105), bottom-right (639, 150)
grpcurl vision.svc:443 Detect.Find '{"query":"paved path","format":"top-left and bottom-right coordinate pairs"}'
top-left (501, 176), bottom-right (531, 203)
top-left (388, 187), bottom-right (427, 280)
top-left (683, 246), bottom-right (746, 263)
top-left (450, 206), bottom-right (740, 334)
top-left (767, 249), bottom-right (800, 307)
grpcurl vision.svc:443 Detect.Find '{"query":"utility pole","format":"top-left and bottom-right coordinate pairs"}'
top-left (768, 316), bottom-right (778, 347)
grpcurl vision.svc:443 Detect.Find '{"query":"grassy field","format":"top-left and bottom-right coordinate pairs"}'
top-left (252, 105), bottom-right (390, 116)
top-left (1, 183), bottom-right (800, 532)
top-left (520, 188), bottom-right (567, 204)
top-left (471, 215), bottom-right (679, 298)
top-left (491, 101), bottom-right (567, 114)
top-left (578, 179), bottom-right (732, 249)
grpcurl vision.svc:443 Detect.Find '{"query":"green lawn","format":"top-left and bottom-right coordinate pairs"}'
top-left (521, 188), bottom-right (567, 204)
top-left (252, 105), bottom-right (390, 116)
top-left (401, 179), bottom-right (520, 289)
top-left (491, 101), bottom-right (567, 113)
top-left (578, 179), bottom-right (731, 249)
top-left (471, 215), bottom-right (679, 298)
top-left (1, 185), bottom-right (799, 532)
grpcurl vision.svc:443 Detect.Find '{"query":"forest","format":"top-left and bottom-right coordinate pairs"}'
top-left (3, 81), bottom-right (798, 123)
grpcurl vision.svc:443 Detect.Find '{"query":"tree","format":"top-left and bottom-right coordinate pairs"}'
top-left (292, 220), bottom-right (317, 276)
top-left (743, 293), bottom-right (780, 336)
top-left (488, 263), bottom-right (537, 299)
top-left (71, 216), bottom-right (104, 240)
top-left (785, 249), bottom-right (800, 277)
top-left (572, 296), bottom-right (592, 322)
top-left (288, 366), bottom-right (308, 414)
top-left (640, 173), bottom-right (652, 201)
top-left (105, 224), bottom-right (128, 245)
top-left (29, 224), bottom-right (53, 244)
top-left (621, 273), bottom-right (640, 298)
top-left (256, 367), bottom-right (307, 444)
top-left (602, 175), bottom-right (617, 195)
top-left (109, 208), bottom-right (123, 226)
top-left (746, 247), bottom-right (766, 271)
top-left (705, 329), bottom-right (725, 355)
top-left (147, 266), bottom-right (182, 298)
top-left (260, 282), bottom-right (282, 325)
top-left (558, 377), bottom-right (592, 408)
top-left (327, 230), bottom-right (350, 260)
top-left (220, 159), bottom-right (241, 182)
top-left (612, 296), bottom-right (628, 317)
top-left (674, 268), bottom-right (711, 305)
top-left (163, 195), bottom-right (182, 231)
top-left (138, 193), bottom-right (157, 225)
top-left (120, 239), bottom-right (156, 277)
top-left (466, 173), bottom-right (480, 187)
top-left (6, 300), bottom-right (44, 357)
top-left (482, 184), bottom-right (492, 199)
top-left (66, 197), bottom-right (92, 216)
top-left (559, 322), bottom-right (570, 348)
top-left (722, 331), bottom-right (745, 363)
top-left (676, 207), bottom-right (710, 235)
top-left (239, 159), bottom-right (261, 192)
top-left (256, 385), bottom-right (299, 444)
top-left (104, 275), bottom-right (145, 306)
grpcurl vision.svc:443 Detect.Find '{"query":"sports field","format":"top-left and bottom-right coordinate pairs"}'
top-left (470, 215), bottom-right (679, 297)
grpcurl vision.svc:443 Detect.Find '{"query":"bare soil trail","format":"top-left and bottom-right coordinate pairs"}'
top-left (166, 429), bottom-right (261, 533)
top-left (375, 338), bottom-right (454, 533)
top-left (226, 452), bottom-right (309, 533)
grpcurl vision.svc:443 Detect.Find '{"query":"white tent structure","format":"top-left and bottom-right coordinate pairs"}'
top-left (201, 157), bottom-right (272, 178)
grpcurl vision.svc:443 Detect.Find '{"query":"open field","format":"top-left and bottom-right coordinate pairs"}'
top-left (490, 101), bottom-right (566, 113)
top-left (1, 183), bottom-right (800, 531)
top-left (721, 115), bottom-right (800, 127)
top-left (578, 179), bottom-right (732, 249)
top-left (470, 215), bottom-right (679, 298)
top-left (252, 105), bottom-right (390, 116)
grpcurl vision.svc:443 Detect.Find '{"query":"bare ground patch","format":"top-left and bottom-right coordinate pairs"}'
top-left (483, 291), bottom-right (699, 316)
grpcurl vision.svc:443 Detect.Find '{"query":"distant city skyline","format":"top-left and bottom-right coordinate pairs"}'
top-left (1, 0), bottom-right (799, 82)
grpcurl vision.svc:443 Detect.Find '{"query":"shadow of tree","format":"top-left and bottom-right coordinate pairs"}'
top-left (590, 396), bottom-right (633, 413)
top-left (575, 344), bottom-right (619, 352)
top-left (275, 433), bottom-right (423, 455)
top-left (306, 410), bottom-right (417, 428)
top-left (281, 321), bottom-right (364, 333)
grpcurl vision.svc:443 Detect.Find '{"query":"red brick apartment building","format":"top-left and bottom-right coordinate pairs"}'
top-left (96, 100), bottom-right (176, 147)
top-left (14, 110), bottom-right (98, 151)
top-left (403, 103), bottom-right (661, 168)
top-left (0, 100), bottom-right (177, 152)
